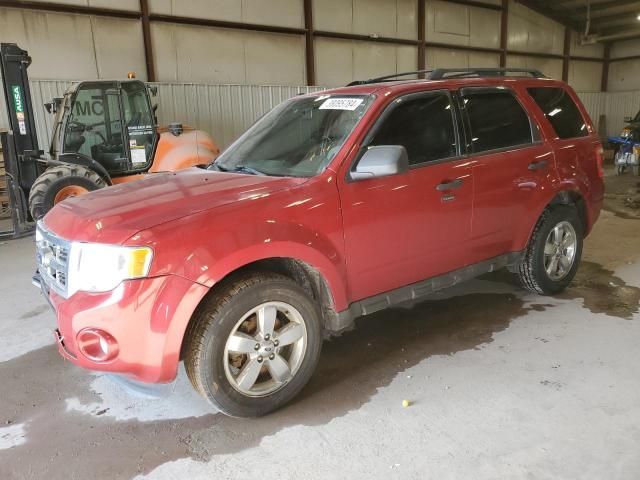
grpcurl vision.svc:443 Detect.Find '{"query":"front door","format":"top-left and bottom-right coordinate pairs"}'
top-left (338, 90), bottom-right (475, 302)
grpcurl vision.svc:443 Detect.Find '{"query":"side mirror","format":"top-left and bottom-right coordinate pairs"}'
top-left (624, 116), bottom-right (633, 123)
top-left (149, 86), bottom-right (158, 97)
top-left (350, 145), bottom-right (409, 181)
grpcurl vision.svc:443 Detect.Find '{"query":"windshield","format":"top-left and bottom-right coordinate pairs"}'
top-left (211, 94), bottom-right (374, 177)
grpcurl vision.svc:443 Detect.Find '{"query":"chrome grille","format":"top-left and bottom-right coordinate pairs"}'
top-left (35, 222), bottom-right (70, 298)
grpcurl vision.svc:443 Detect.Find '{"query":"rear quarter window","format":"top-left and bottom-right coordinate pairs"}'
top-left (528, 87), bottom-right (588, 139)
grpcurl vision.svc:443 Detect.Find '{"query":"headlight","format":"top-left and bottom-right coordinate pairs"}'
top-left (621, 129), bottom-right (631, 138)
top-left (67, 242), bottom-right (153, 295)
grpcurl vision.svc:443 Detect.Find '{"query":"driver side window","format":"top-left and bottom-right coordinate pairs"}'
top-left (369, 93), bottom-right (457, 166)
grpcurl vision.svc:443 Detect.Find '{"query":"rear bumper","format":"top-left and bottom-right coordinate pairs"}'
top-left (41, 274), bottom-right (209, 383)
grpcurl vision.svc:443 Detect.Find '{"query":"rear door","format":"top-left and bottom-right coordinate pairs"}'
top-left (458, 86), bottom-right (556, 262)
top-left (338, 90), bottom-right (475, 302)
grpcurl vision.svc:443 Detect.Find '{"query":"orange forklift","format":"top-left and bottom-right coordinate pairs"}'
top-left (0, 43), bottom-right (219, 236)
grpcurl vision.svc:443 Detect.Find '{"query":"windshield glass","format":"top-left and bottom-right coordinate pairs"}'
top-left (211, 94), bottom-right (374, 177)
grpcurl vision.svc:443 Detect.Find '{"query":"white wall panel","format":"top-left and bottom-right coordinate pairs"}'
top-left (426, 48), bottom-right (500, 69)
top-left (569, 31), bottom-right (604, 58)
top-left (27, 0), bottom-right (139, 9)
top-left (507, 0), bottom-right (563, 55)
top-left (0, 80), bottom-right (325, 153)
top-left (151, 23), bottom-right (305, 85)
top-left (314, 0), bottom-right (417, 40)
top-left (611, 39), bottom-right (640, 59)
top-left (315, 38), bottom-right (417, 87)
top-left (604, 91), bottom-right (640, 136)
top-left (148, 0), bottom-right (303, 28)
top-left (0, 8), bottom-right (98, 80)
top-left (507, 55), bottom-right (562, 80)
top-left (243, 0), bottom-right (304, 28)
top-left (92, 17), bottom-right (147, 80)
top-left (245, 32), bottom-right (306, 85)
top-left (426, 0), bottom-right (500, 49)
top-left (4, 80), bottom-right (638, 153)
top-left (568, 61), bottom-right (602, 92)
top-left (609, 60), bottom-right (640, 93)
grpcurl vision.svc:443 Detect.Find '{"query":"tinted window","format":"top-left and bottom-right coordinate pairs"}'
top-left (528, 87), bottom-right (587, 139)
top-left (463, 90), bottom-right (533, 153)
top-left (369, 93), bottom-right (457, 165)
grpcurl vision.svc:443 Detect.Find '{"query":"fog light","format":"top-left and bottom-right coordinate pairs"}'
top-left (77, 328), bottom-right (119, 362)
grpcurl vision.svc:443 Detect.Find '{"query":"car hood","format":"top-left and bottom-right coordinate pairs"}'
top-left (43, 169), bottom-right (307, 244)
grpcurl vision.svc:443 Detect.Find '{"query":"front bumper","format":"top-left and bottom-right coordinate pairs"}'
top-left (37, 273), bottom-right (209, 383)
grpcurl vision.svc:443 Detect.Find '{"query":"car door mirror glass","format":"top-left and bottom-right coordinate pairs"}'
top-left (350, 145), bottom-right (409, 181)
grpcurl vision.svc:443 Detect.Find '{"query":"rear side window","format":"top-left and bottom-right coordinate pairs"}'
top-left (528, 87), bottom-right (587, 139)
top-left (462, 90), bottom-right (533, 153)
top-left (369, 93), bottom-right (457, 166)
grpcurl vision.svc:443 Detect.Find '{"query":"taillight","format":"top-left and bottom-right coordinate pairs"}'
top-left (595, 145), bottom-right (604, 178)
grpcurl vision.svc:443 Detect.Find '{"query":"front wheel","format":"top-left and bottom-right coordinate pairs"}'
top-left (517, 205), bottom-right (584, 295)
top-left (183, 273), bottom-right (322, 417)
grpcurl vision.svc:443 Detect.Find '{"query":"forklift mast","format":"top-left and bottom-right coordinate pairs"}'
top-left (0, 43), bottom-right (44, 238)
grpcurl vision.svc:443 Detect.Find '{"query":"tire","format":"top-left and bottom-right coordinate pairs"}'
top-left (29, 164), bottom-right (106, 219)
top-left (516, 205), bottom-right (584, 295)
top-left (183, 273), bottom-right (323, 417)
top-left (617, 165), bottom-right (625, 176)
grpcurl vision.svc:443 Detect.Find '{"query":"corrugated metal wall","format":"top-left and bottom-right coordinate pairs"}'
top-left (0, 80), bottom-right (325, 152)
top-left (0, 79), bottom-right (638, 152)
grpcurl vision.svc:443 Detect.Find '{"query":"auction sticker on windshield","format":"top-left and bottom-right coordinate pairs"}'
top-left (319, 98), bottom-right (364, 111)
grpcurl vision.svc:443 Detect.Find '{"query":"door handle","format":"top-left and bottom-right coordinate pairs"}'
top-left (436, 179), bottom-right (463, 191)
top-left (528, 160), bottom-right (548, 171)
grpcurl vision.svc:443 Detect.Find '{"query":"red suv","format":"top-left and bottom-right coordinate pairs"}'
top-left (35, 69), bottom-right (604, 417)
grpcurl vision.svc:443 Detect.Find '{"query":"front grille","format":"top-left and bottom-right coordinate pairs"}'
top-left (36, 222), bottom-right (71, 298)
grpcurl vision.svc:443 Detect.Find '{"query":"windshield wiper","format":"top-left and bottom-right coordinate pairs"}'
top-left (209, 162), bottom-right (269, 176)
top-left (232, 165), bottom-right (266, 176)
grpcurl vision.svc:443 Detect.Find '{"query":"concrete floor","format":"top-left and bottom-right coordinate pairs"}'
top-left (1, 174), bottom-right (639, 480)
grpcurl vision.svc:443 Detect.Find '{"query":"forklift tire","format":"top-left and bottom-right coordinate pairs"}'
top-left (29, 165), bottom-right (106, 219)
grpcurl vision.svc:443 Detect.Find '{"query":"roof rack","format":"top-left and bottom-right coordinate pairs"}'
top-left (346, 67), bottom-right (546, 86)
top-left (347, 69), bottom-right (434, 86)
top-left (429, 68), bottom-right (546, 80)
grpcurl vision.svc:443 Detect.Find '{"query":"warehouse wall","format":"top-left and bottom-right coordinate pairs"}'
top-left (0, 7), bottom-right (146, 80)
top-left (0, 0), bottom-right (609, 90)
top-left (609, 39), bottom-right (640, 93)
top-left (0, 0), bottom-right (637, 148)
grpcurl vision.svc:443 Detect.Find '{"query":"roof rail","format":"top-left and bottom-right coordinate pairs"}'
top-left (346, 67), bottom-right (546, 86)
top-left (347, 69), bottom-right (433, 86)
top-left (429, 68), bottom-right (546, 80)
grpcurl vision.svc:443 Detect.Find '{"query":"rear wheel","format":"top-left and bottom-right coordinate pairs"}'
top-left (517, 205), bottom-right (583, 295)
top-left (184, 273), bottom-right (322, 417)
top-left (29, 165), bottom-right (106, 219)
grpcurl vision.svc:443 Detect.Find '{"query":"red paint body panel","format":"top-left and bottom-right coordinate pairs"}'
top-left (41, 76), bottom-right (604, 383)
top-left (52, 274), bottom-right (209, 383)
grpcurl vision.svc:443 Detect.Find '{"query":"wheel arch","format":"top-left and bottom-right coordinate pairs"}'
top-left (179, 256), bottom-right (344, 361)
top-left (516, 188), bottom-right (589, 252)
top-left (53, 153), bottom-right (112, 185)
